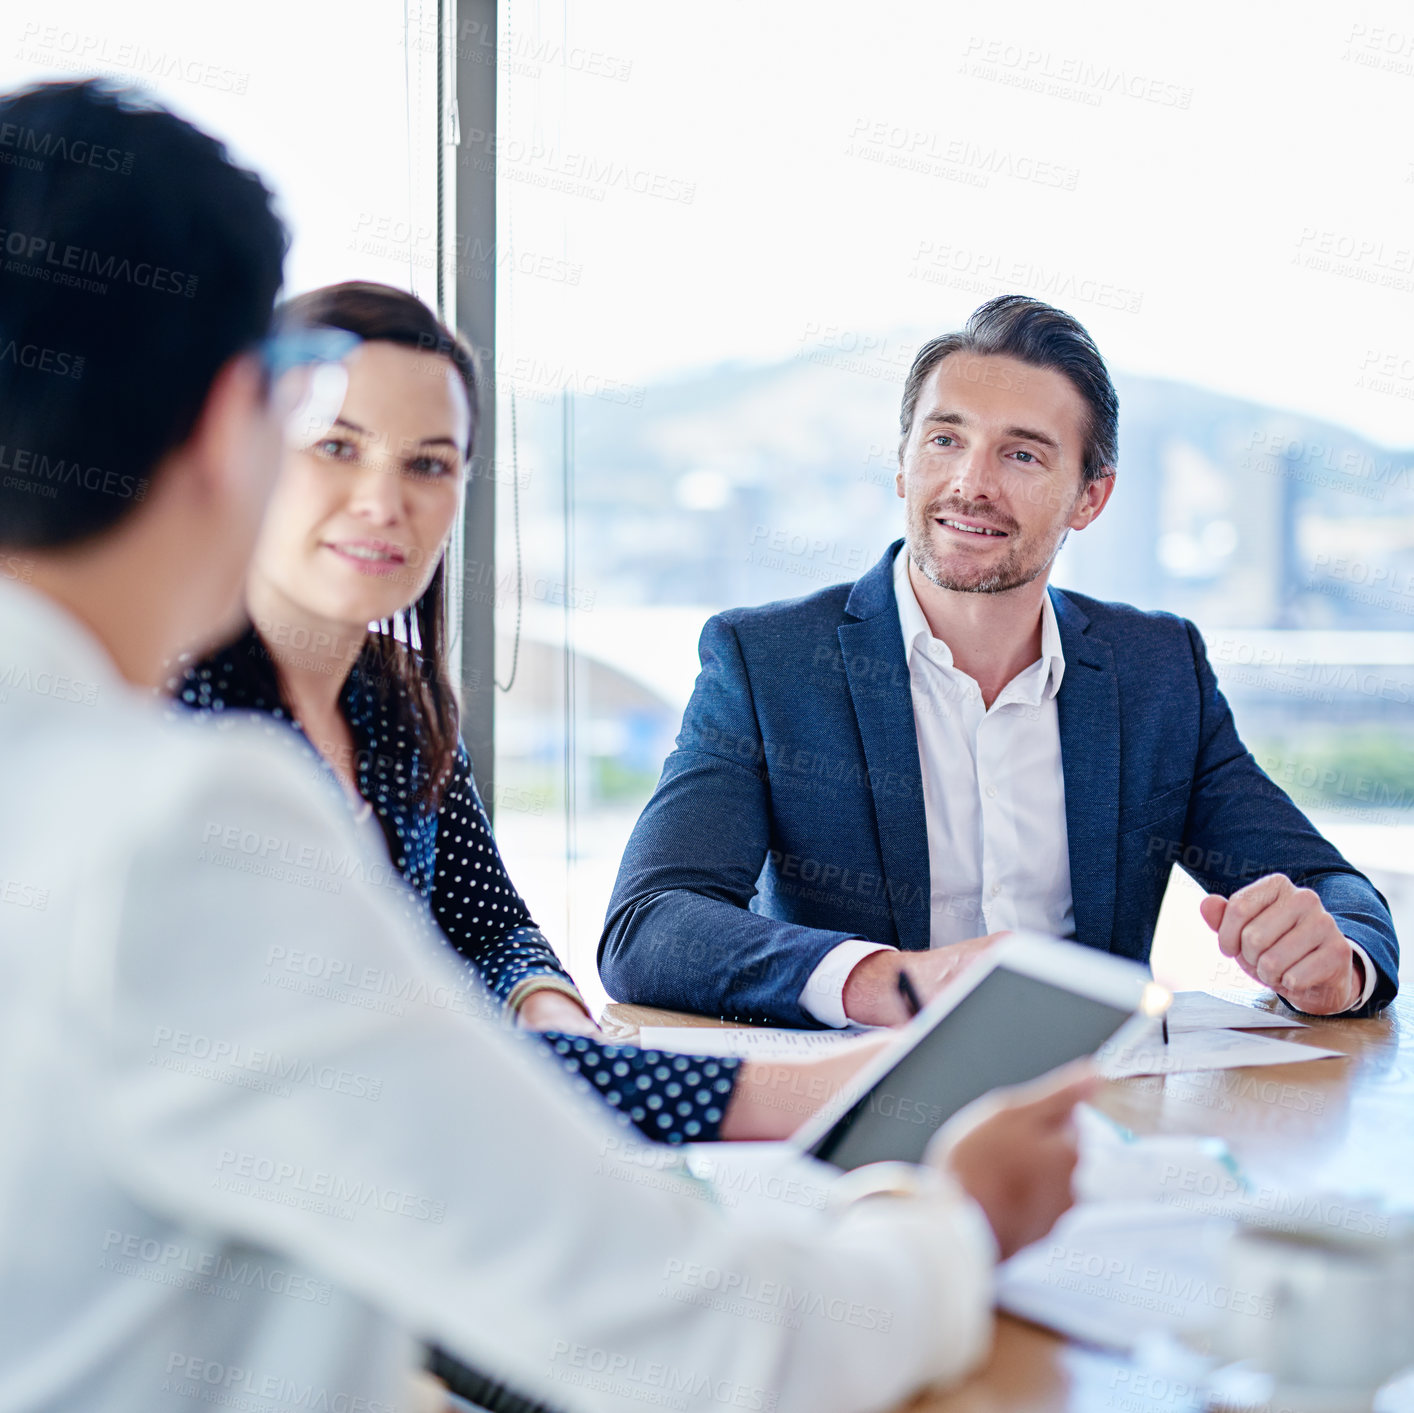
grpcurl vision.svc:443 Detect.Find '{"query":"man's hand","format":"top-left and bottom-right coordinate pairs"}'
top-left (1199, 874), bottom-right (1363, 1015)
top-left (516, 989), bottom-right (602, 1035)
top-left (841, 934), bottom-right (1004, 1027)
top-left (929, 1063), bottom-right (1097, 1260)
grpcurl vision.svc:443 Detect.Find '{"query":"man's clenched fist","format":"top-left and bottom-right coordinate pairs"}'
top-left (1200, 873), bottom-right (1363, 1015)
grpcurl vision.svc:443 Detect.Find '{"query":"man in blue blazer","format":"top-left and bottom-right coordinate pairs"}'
top-left (600, 296), bottom-right (1399, 1028)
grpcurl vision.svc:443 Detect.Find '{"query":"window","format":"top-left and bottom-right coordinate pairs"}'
top-left (492, 2), bottom-right (1414, 1008)
top-left (4, 2), bottom-right (446, 310)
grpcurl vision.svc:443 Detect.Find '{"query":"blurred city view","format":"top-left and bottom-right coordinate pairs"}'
top-left (491, 346), bottom-right (1414, 999)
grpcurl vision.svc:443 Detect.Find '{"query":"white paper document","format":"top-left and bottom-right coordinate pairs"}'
top-left (997, 1201), bottom-right (1235, 1350)
top-left (1000, 1185), bottom-right (1401, 1352)
top-left (1166, 990), bottom-right (1306, 1033)
top-left (1102, 1026), bottom-right (1343, 1078)
top-left (640, 994), bottom-right (1334, 1073)
top-left (636, 1024), bottom-right (871, 1059)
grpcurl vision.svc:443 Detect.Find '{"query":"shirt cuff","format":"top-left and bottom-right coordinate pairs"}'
top-left (1345, 940), bottom-right (1379, 1012)
top-left (800, 939), bottom-right (898, 1027)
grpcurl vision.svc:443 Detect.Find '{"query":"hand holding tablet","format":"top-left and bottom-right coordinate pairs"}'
top-left (794, 933), bottom-right (1167, 1170)
top-left (931, 1063), bottom-right (1099, 1260)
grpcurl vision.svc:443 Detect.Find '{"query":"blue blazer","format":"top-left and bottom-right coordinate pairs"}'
top-left (600, 541), bottom-right (1399, 1024)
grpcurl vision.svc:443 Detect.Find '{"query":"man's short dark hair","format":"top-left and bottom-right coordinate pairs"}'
top-left (898, 295), bottom-right (1119, 484)
top-left (0, 80), bottom-right (287, 548)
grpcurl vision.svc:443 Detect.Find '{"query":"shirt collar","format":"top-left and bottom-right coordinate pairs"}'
top-left (892, 545), bottom-right (1066, 702)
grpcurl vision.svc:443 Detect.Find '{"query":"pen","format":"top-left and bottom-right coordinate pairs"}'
top-left (1162, 1014), bottom-right (1169, 1046)
top-left (897, 970), bottom-right (923, 1019)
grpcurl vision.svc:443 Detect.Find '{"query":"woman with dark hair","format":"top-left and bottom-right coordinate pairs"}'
top-left (173, 280), bottom-right (888, 1149)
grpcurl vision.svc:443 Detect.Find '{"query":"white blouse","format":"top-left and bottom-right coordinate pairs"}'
top-left (0, 578), bottom-right (995, 1413)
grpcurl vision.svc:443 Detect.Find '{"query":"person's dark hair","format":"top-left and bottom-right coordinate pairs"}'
top-left (0, 79), bottom-right (287, 547)
top-left (898, 295), bottom-right (1119, 485)
top-left (280, 281), bottom-right (479, 455)
top-left (267, 282), bottom-right (477, 808)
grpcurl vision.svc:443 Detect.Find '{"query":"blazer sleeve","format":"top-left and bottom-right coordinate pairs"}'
top-left (530, 1031), bottom-right (742, 1145)
top-left (599, 615), bottom-right (862, 1025)
top-left (1176, 620), bottom-right (1399, 1015)
top-left (431, 742), bottom-right (584, 1014)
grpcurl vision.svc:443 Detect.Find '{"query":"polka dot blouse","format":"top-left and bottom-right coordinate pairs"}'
top-left (173, 626), bottom-right (742, 1145)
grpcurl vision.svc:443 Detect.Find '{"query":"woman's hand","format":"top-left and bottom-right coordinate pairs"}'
top-left (719, 1031), bottom-right (897, 1141)
top-left (516, 989), bottom-right (601, 1036)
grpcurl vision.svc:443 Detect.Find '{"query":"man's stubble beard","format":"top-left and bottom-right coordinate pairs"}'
top-left (905, 498), bottom-right (1070, 596)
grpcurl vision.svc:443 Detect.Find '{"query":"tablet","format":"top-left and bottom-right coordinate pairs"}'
top-left (793, 933), bottom-right (1167, 1171)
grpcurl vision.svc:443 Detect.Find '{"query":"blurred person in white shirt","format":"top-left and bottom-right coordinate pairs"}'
top-left (0, 78), bottom-right (1092, 1413)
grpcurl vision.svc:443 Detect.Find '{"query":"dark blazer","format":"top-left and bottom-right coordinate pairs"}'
top-left (599, 540), bottom-right (1399, 1025)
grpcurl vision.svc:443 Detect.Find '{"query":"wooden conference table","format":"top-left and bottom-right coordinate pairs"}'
top-left (601, 994), bottom-right (1414, 1413)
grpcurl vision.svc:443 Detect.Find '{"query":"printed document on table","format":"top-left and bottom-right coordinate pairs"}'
top-left (997, 1202), bottom-right (1233, 1351)
top-left (1101, 1027), bottom-right (1343, 1078)
top-left (1166, 990), bottom-right (1307, 1033)
top-left (637, 1025), bottom-right (871, 1059)
top-left (642, 998), bottom-right (1328, 1070)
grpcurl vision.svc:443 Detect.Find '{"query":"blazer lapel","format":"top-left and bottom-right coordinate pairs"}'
top-left (838, 546), bottom-right (930, 952)
top-left (1052, 588), bottom-right (1120, 954)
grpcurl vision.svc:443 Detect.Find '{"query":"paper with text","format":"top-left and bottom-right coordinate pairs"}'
top-left (636, 1024), bottom-right (871, 1060)
top-left (1102, 1027), bottom-right (1343, 1078)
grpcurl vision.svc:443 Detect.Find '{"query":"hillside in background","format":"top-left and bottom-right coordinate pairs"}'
top-left (507, 348), bottom-right (1414, 634)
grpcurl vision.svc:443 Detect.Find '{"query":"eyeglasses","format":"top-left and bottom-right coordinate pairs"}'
top-left (255, 326), bottom-right (361, 447)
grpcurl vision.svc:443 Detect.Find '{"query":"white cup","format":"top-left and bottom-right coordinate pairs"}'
top-left (1213, 1214), bottom-right (1414, 1409)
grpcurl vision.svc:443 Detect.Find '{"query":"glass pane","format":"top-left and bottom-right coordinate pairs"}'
top-left (2, 1), bottom-right (444, 306)
top-left (494, 1), bottom-right (1414, 1009)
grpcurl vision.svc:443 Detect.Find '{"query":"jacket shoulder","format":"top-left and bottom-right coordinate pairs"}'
top-left (709, 580), bottom-right (856, 639)
top-left (1053, 587), bottom-right (1199, 650)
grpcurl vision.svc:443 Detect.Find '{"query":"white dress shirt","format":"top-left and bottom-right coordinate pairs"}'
top-left (801, 550), bottom-right (1072, 1026)
top-left (801, 550), bottom-right (1376, 1025)
top-left (0, 578), bottom-right (996, 1413)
